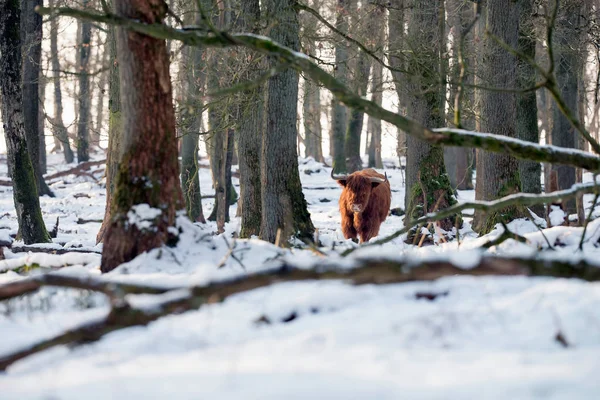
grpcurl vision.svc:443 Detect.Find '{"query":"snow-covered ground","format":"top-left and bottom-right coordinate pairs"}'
top-left (1, 153), bottom-right (600, 399)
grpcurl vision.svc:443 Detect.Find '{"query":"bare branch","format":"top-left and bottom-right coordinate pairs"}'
top-left (34, 5), bottom-right (600, 172)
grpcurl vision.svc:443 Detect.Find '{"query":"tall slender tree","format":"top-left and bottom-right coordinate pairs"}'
top-left (237, 0), bottom-right (264, 238)
top-left (179, 5), bottom-right (206, 224)
top-left (96, 21), bottom-right (122, 244)
top-left (48, 0), bottom-right (74, 163)
top-left (517, 0), bottom-right (542, 214)
top-left (473, 0), bottom-right (521, 233)
top-left (21, 0), bottom-right (53, 196)
top-left (548, 0), bottom-right (583, 214)
top-left (101, 0), bottom-right (184, 272)
top-left (260, 0), bottom-right (314, 243)
top-left (76, 0), bottom-right (91, 162)
top-left (331, 0), bottom-right (349, 173)
top-left (0, 0), bottom-right (51, 244)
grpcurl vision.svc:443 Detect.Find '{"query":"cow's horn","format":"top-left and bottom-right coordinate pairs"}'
top-left (331, 169), bottom-right (349, 181)
top-left (369, 174), bottom-right (387, 184)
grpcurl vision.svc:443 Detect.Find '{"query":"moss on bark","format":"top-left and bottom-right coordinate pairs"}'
top-left (405, 146), bottom-right (460, 239)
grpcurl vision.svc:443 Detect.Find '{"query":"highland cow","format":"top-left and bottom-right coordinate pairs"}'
top-left (332, 168), bottom-right (391, 243)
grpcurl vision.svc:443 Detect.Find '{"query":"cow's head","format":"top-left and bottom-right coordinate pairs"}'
top-left (332, 170), bottom-right (387, 213)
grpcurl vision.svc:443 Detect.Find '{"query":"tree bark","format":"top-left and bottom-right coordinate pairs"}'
top-left (517, 0), bottom-right (542, 215)
top-left (473, 0), bottom-right (521, 234)
top-left (101, 0), bottom-right (184, 272)
top-left (331, 0), bottom-right (349, 173)
top-left (0, 0), bottom-right (51, 244)
top-left (388, 0), bottom-right (407, 160)
top-left (345, 49), bottom-right (370, 173)
top-left (179, 6), bottom-right (206, 224)
top-left (76, 0), bottom-right (92, 163)
top-left (549, 0), bottom-right (583, 215)
top-left (96, 22), bottom-right (123, 244)
top-left (21, 0), bottom-right (53, 197)
top-left (367, 5), bottom-right (385, 170)
top-left (237, 0), bottom-right (263, 238)
top-left (93, 30), bottom-right (109, 148)
top-left (38, 65), bottom-right (47, 174)
top-left (260, 0), bottom-right (314, 243)
top-left (403, 0), bottom-right (457, 232)
top-left (49, 0), bottom-right (74, 164)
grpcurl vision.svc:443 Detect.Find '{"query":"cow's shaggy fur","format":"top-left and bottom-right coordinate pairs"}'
top-left (335, 169), bottom-right (391, 243)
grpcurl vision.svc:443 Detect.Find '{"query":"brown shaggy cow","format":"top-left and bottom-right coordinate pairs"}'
top-left (332, 168), bottom-right (391, 243)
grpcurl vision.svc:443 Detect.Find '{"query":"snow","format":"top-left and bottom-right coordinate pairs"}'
top-left (0, 153), bottom-right (600, 399)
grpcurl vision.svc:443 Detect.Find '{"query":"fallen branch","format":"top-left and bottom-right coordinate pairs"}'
top-left (1, 255), bottom-right (599, 370)
top-left (44, 160), bottom-right (106, 181)
top-left (10, 245), bottom-right (102, 255)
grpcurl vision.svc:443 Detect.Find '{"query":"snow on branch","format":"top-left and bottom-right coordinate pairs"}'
top-left (2, 255), bottom-right (599, 370)
top-left (35, 6), bottom-right (600, 172)
top-left (345, 182), bottom-right (600, 255)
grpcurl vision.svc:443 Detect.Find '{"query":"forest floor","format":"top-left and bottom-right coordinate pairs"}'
top-left (0, 153), bottom-right (599, 399)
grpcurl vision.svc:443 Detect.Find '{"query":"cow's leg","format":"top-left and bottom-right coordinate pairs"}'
top-left (341, 212), bottom-right (358, 241)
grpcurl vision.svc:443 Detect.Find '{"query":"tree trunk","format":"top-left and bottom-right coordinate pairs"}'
top-left (76, 0), bottom-right (91, 163)
top-left (403, 0), bottom-right (457, 232)
top-left (260, 0), bottom-right (314, 244)
top-left (21, 0), bottom-right (53, 197)
top-left (237, 0), bottom-right (263, 238)
top-left (93, 31), bottom-right (109, 148)
top-left (473, 0), bottom-right (521, 233)
top-left (179, 9), bottom-right (206, 224)
top-left (549, 0), bottom-right (583, 215)
top-left (367, 56), bottom-right (383, 169)
top-left (345, 50), bottom-right (371, 173)
top-left (101, 0), bottom-right (184, 272)
top-left (388, 0), bottom-right (407, 161)
top-left (517, 0), bottom-right (542, 215)
top-left (49, 0), bottom-right (74, 164)
top-left (331, 0), bottom-right (349, 173)
top-left (0, 0), bottom-right (51, 244)
top-left (96, 22), bottom-right (123, 244)
top-left (38, 67), bottom-right (46, 174)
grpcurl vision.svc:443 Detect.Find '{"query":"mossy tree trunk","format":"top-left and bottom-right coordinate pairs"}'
top-left (331, 0), bottom-right (349, 174)
top-left (49, 0), bottom-right (74, 164)
top-left (101, 0), bottom-right (184, 273)
top-left (21, 0), bottom-right (53, 197)
top-left (473, 0), bottom-right (521, 234)
top-left (237, 0), bottom-right (263, 238)
top-left (179, 6), bottom-right (205, 224)
top-left (96, 22), bottom-right (122, 244)
top-left (260, 0), bottom-right (314, 244)
top-left (403, 0), bottom-right (457, 231)
top-left (0, 0), bottom-right (51, 244)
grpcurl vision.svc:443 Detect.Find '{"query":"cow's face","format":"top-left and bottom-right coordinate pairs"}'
top-left (338, 176), bottom-right (381, 214)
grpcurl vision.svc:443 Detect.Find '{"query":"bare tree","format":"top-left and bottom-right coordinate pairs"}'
top-left (0, 0), bottom-right (50, 244)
